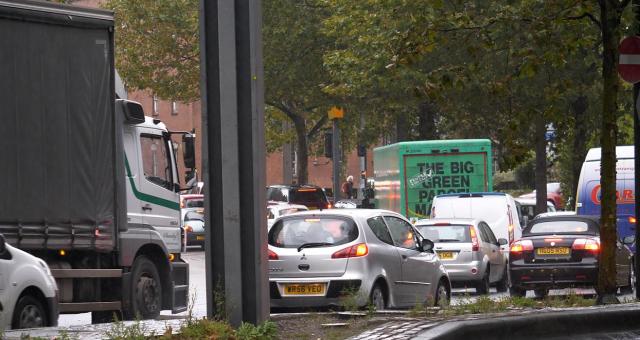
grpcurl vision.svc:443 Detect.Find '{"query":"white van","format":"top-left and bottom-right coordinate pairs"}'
top-left (430, 193), bottom-right (522, 253)
top-left (0, 234), bottom-right (58, 330)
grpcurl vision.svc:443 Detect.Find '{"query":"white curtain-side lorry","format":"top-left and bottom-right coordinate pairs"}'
top-left (0, 0), bottom-right (191, 322)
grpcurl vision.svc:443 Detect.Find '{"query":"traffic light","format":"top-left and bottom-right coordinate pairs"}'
top-left (324, 131), bottom-right (333, 158)
top-left (357, 144), bottom-right (366, 157)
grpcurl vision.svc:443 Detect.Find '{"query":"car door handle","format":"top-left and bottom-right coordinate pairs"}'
top-left (142, 204), bottom-right (153, 211)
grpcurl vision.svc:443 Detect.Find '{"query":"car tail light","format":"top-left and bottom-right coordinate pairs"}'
top-left (469, 226), bottom-right (479, 251)
top-left (185, 225), bottom-right (193, 232)
top-left (331, 243), bottom-right (369, 259)
top-left (629, 216), bottom-right (637, 224)
top-left (572, 238), bottom-right (600, 253)
top-left (327, 202), bottom-right (332, 209)
top-left (268, 249), bottom-right (279, 260)
top-left (510, 240), bottom-right (533, 253)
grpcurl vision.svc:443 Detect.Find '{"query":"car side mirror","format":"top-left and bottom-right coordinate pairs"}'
top-left (623, 235), bottom-right (635, 245)
top-left (497, 238), bottom-right (508, 246)
top-left (421, 239), bottom-right (434, 253)
top-left (0, 234), bottom-right (6, 254)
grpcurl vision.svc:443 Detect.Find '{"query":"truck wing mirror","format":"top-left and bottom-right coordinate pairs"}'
top-left (183, 133), bottom-right (196, 170)
top-left (623, 235), bottom-right (635, 245)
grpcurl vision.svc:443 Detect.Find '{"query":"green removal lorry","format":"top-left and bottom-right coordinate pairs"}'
top-left (373, 139), bottom-right (493, 219)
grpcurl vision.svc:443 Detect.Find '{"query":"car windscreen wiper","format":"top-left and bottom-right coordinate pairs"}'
top-left (297, 242), bottom-right (333, 252)
top-left (437, 239), bottom-right (461, 242)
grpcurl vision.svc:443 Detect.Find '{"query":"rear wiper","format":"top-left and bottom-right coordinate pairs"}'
top-left (438, 239), bottom-right (461, 242)
top-left (297, 242), bottom-right (332, 252)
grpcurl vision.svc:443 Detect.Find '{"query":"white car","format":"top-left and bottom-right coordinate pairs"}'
top-left (267, 203), bottom-right (308, 229)
top-left (0, 234), bottom-right (58, 329)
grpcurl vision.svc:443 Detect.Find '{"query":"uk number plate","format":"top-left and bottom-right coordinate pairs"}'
top-left (283, 283), bottom-right (326, 296)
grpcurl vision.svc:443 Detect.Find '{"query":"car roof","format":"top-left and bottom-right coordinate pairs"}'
top-left (278, 208), bottom-right (405, 220)
top-left (269, 203), bottom-right (308, 210)
top-left (415, 218), bottom-right (481, 226)
top-left (267, 184), bottom-right (323, 189)
top-left (436, 192), bottom-right (508, 198)
top-left (514, 197), bottom-right (553, 206)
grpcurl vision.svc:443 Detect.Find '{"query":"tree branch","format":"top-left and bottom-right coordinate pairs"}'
top-left (565, 12), bottom-right (601, 28)
top-left (307, 115), bottom-right (328, 139)
top-left (266, 100), bottom-right (300, 122)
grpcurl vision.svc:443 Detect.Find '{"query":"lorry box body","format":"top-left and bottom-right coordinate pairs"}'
top-left (373, 139), bottom-right (492, 220)
top-left (0, 0), bottom-right (122, 252)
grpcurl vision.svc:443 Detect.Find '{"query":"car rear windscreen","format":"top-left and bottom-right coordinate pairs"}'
top-left (415, 225), bottom-right (471, 243)
top-left (290, 189), bottom-right (326, 203)
top-left (279, 208), bottom-right (307, 216)
top-left (185, 199), bottom-right (203, 208)
top-left (526, 220), bottom-right (592, 235)
top-left (269, 217), bottom-right (358, 248)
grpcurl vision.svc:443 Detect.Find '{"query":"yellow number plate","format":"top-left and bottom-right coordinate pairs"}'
top-left (437, 251), bottom-right (455, 260)
top-left (196, 236), bottom-right (205, 241)
top-left (283, 283), bottom-right (326, 296)
top-left (536, 247), bottom-right (570, 255)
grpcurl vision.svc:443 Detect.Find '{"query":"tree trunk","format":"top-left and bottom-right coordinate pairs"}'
top-left (395, 114), bottom-right (410, 142)
top-left (535, 114), bottom-right (548, 215)
top-left (418, 102), bottom-right (438, 140)
top-left (292, 117), bottom-right (309, 185)
top-left (597, 0), bottom-right (621, 304)
top-left (571, 96), bottom-right (588, 210)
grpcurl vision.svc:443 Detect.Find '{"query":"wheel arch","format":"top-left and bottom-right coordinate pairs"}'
top-left (133, 244), bottom-right (171, 310)
top-left (370, 275), bottom-right (390, 306)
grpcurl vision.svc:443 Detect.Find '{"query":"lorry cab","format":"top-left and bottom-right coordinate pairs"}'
top-left (576, 146), bottom-right (635, 250)
top-left (123, 114), bottom-right (183, 254)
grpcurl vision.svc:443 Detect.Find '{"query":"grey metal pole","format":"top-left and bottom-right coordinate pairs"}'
top-left (199, 0), bottom-right (268, 325)
top-left (332, 119), bottom-right (341, 202)
top-left (633, 0), bottom-right (640, 300)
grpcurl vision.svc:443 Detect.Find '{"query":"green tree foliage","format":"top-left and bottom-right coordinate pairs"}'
top-left (104, 0), bottom-right (199, 102)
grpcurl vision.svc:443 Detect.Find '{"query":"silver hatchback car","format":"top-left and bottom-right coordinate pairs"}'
top-left (268, 209), bottom-right (450, 310)
top-left (415, 219), bottom-right (509, 294)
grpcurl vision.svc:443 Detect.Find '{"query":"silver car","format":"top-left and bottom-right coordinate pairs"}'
top-left (268, 209), bottom-right (450, 310)
top-left (415, 219), bottom-right (509, 294)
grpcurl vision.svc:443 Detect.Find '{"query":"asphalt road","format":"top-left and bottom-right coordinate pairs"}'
top-left (58, 249), bottom-right (635, 327)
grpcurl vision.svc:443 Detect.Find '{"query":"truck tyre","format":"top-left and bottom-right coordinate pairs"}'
top-left (125, 256), bottom-right (162, 320)
top-left (12, 295), bottom-right (47, 329)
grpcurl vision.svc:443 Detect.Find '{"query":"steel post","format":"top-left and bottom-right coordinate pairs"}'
top-left (332, 119), bottom-right (341, 202)
top-left (199, 0), bottom-right (268, 325)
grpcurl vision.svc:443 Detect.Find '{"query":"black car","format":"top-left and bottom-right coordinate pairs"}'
top-left (509, 215), bottom-right (634, 298)
top-left (266, 185), bottom-right (331, 210)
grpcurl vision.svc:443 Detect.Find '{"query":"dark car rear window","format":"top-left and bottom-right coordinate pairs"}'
top-left (415, 225), bottom-right (471, 243)
top-left (269, 216), bottom-right (358, 248)
top-left (289, 189), bottom-right (327, 203)
top-left (525, 220), bottom-right (596, 235)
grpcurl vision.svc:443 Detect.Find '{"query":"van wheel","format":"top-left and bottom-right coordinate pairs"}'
top-left (534, 288), bottom-right (549, 299)
top-left (369, 284), bottom-right (386, 310)
top-left (124, 256), bottom-right (162, 320)
top-left (496, 266), bottom-right (509, 293)
top-left (509, 286), bottom-right (526, 298)
top-left (12, 295), bottom-right (47, 329)
top-left (476, 270), bottom-right (490, 295)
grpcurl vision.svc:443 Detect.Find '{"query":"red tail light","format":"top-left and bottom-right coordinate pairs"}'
top-left (572, 238), bottom-right (600, 253)
top-left (469, 226), bottom-right (479, 251)
top-left (510, 240), bottom-right (533, 253)
top-left (331, 243), bottom-right (369, 259)
top-left (268, 249), bottom-right (279, 260)
top-left (629, 216), bottom-right (637, 224)
top-left (327, 203), bottom-right (332, 209)
top-left (185, 225), bottom-right (193, 233)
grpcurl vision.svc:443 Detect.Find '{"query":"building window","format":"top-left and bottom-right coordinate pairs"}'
top-left (172, 101), bottom-right (178, 115)
top-left (152, 95), bottom-right (159, 116)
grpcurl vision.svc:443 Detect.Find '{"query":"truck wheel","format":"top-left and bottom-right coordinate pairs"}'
top-left (12, 295), bottom-right (47, 329)
top-left (125, 256), bottom-right (162, 320)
